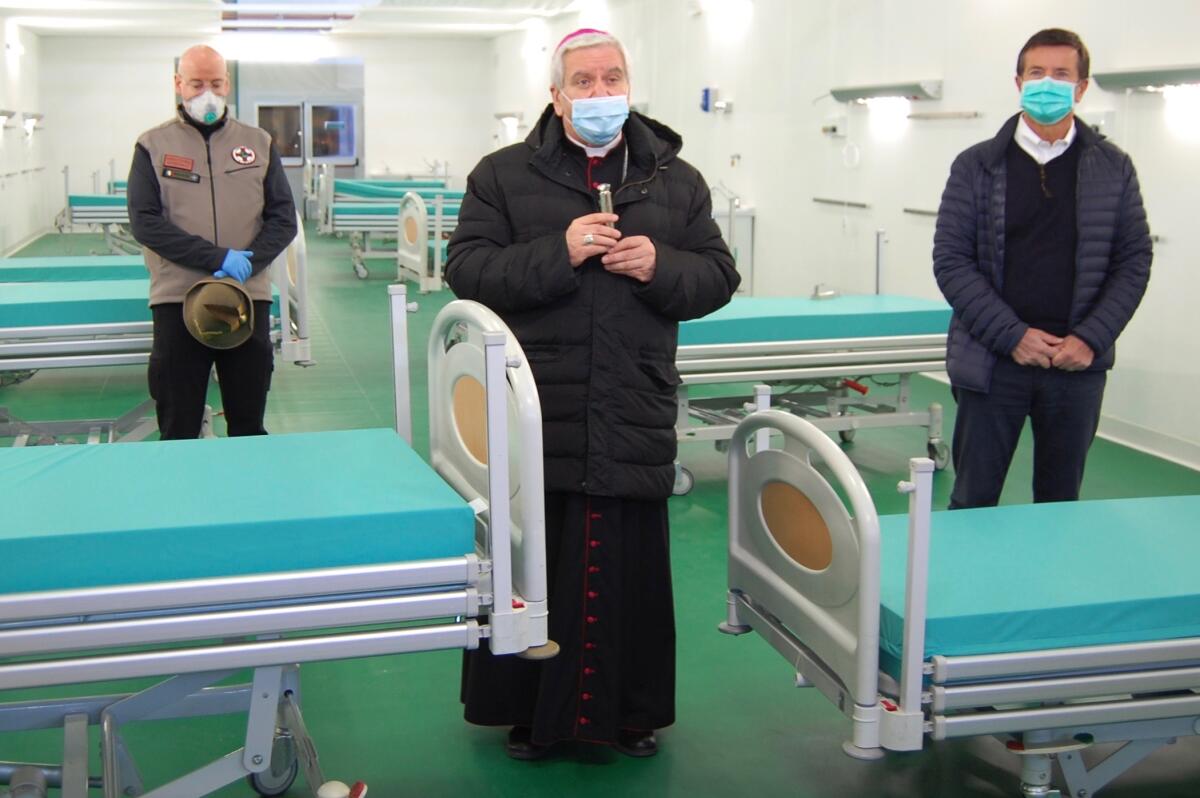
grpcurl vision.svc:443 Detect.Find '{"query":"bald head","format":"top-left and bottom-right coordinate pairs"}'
top-left (175, 45), bottom-right (229, 101)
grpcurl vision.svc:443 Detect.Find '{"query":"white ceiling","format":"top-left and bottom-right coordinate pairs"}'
top-left (0, 0), bottom-right (582, 38)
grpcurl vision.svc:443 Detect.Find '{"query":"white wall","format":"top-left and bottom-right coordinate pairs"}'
top-left (0, 16), bottom-right (50, 255)
top-left (36, 34), bottom-right (494, 203)
top-left (492, 0), bottom-right (1200, 467)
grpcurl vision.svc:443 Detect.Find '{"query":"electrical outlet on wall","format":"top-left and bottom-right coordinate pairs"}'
top-left (822, 115), bottom-right (847, 137)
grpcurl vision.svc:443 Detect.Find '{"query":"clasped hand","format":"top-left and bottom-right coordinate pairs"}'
top-left (564, 213), bottom-right (657, 283)
top-left (1012, 328), bottom-right (1094, 371)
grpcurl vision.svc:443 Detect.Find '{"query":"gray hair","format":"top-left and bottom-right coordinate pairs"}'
top-left (551, 31), bottom-right (631, 89)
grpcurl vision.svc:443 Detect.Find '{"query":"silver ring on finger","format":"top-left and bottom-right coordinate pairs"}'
top-left (583, 233), bottom-right (594, 245)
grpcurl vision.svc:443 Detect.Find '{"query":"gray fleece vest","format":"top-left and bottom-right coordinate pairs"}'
top-left (138, 113), bottom-right (273, 304)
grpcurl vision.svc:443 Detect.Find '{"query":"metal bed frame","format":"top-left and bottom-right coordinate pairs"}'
top-left (720, 408), bottom-right (1200, 798)
top-left (672, 331), bottom-right (949, 493)
top-left (0, 287), bottom-right (550, 798)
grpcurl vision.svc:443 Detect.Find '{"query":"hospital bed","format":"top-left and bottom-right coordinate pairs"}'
top-left (0, 287), bottom-right (552, 798)
top-left (302, 161), bottom-right (448, 221)
top-left (317, 171), bottom-right (460, 289)
top-left (0, 220), bottom-right (313, 443)
top-left (54, 167), bottom-right (138, 255)
top-left (720, 408), bottom-right (1200, 797)
top-left (672, 294), bottom-right (951, 493)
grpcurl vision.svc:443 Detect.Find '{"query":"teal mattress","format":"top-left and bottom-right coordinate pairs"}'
top-left (69, 194), bottom-right (127, 207)
top-left (679, 295), bottom-right (951, 345)
top-left (0, 280), bottom-right (279, 328)
top-left (341, 179), bottom-right (447, 190)
top-left (333, 202), bottom-right (460, 217)
top-left (877, 495), bottom-right (1200, 677)
top-left (333, 181), bottom-right (465, 202)
top-left (0, 256), bottom-right (145, 282)
top-left (0, 429), bottom-right (474, 594)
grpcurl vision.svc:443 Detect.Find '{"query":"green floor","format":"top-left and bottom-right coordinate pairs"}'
top-left (3, 227), bottom-right (1199, 797)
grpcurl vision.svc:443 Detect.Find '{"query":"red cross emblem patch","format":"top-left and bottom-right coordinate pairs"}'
top-left (231, 145), bottom-right (257, 165)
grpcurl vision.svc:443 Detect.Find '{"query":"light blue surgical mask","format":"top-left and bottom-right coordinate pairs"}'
top-left (184, 90), bottom-right (226, 125)
top-left (565, 93), bottom-right (629, 147)
top-left (1021, 77), bottom-right (1076, 125)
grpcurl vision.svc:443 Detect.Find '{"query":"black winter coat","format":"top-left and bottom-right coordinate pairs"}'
top-left (445, 106), bottom-right (739, 499)
top-left (932, 113), bottom-right (1152, 393)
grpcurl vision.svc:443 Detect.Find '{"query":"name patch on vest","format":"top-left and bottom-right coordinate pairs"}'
top-left (163, 154), bottom-right (195, 171)
top-left (162, 167), bottom-right (202, 183)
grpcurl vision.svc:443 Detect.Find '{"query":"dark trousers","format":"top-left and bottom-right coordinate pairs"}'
top-left (149, 301), bottom-right (274, 440)
top-left (461, 492), bottom-right (676, 746)
top-left (949, 358), bottom-right (1106, 509)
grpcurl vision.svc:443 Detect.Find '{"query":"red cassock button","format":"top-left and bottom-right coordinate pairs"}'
top-left (589, 540), bottom-right (602, 548)
top-left (587, 591), bottom-right (599, 599)
top-left (588, 565), bottom-right (601, 574)
top-left (581, 692), bottom-right (593, 701)
top-left (579, 716), bottom-right (591, 725)
top-left (584, 667), bottom-right (596, 675)
top-left (586, 615), bottom-right (598, 624)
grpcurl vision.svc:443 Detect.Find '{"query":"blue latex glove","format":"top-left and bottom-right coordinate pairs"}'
top-left (214, 249), bottom-right (254, 283)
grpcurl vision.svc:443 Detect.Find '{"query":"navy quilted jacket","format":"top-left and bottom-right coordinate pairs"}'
top-left (932, 113), bottom-right (1152, 393)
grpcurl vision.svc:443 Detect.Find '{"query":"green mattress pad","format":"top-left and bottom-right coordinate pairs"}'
top-left (68, 194), bottom-right (128, 207)
top-left (339, 179), bottom-right (447, 189)
top-left (333, 203), bottom-right (460, 218)
top-left (332, 181), bottom-right (465, 202)
top-left (679, 295), bottom-right (952, 345)
top-left (0, 256), bottom-right (146, 282)
top-left (877, 494), bottom-right (1200, 678)
top-left (0, 429), bottom-right (475, 594)
top-left (0, 280), bottom-right (280, 328)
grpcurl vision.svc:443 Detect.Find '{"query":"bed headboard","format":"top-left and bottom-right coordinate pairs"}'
top-left (426, 299), bottom-right (547, 656)
top-left (394, 191), bottom-right (429, 279)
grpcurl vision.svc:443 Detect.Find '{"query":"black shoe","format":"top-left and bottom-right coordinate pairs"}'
top-left (614, 729), bottom-right (658, 758)
top-left (506, 726), bottom-right (549, 761)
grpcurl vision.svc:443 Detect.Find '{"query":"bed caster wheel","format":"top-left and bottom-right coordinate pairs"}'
top-left (841, 740), bottom-right (885, 760)
top-left (928, 441), bottom-right (949, 470)
top-left (672, 466), bottom-right (694, 496)
top-left (248, 759), bottom-right (298, 797)
top-left (838, 428), bottom-right (856, 443)
top-left (248, 734), bottom-right (299, 797)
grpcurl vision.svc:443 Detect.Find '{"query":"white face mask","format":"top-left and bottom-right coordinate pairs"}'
top-left (183, 90), bottom-right (226, 125)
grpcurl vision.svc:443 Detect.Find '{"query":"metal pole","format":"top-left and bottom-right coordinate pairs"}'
top-left (874, 228), bottom-right (887, 295)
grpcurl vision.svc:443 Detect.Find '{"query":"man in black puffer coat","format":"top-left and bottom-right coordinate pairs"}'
top-left (934, 28), bottom-right (1151, 509)
top-left (446, 28), bottom-right (738, 760)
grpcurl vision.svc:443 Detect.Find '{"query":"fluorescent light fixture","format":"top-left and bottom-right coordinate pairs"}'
top-left (0, 109), bottom-right (15, 128)
top-left (1093, 65), bottom-right (1200, 93)
top-left (831, 80), bottom-right (942, 103)
top-left (8, 16), bottom-right (130, 31)
top-left (21, 111), bottom-right (43, 135)
top-left (864, 97), bottom-right (911, 141)
top-left (1164, 84), bottom-right (1200, 141)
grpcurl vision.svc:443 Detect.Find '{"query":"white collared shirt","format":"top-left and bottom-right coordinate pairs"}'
top-left (1014, 115), bottom-right (1076, 165)
top-left (564, 129), bottom-right (624, 158)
